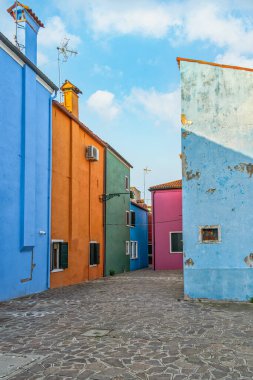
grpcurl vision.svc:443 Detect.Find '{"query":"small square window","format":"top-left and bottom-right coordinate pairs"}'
top-left (199, 226), bottom-right (221, 243)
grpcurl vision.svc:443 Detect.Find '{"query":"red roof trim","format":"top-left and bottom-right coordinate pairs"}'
top-left (149, 179), bottom-right (182, 191)
top-left (177, 57), bottom-right (253, 73)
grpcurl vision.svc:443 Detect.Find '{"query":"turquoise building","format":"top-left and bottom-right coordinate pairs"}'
top-left (178, 57), bottom-right (253, 301)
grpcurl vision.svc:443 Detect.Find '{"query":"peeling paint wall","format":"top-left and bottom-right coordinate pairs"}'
top-left (180, 60), bottom-right (253, 301)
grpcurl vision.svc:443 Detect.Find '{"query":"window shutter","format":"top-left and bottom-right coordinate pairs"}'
top-left (59, 242), bottom-right (68, 269)
top-left (126, 241), bottom-right (130, 255)
top-left (94, 243), bottom-right (100, 265)
top-left (126, 211), bottom-right (130, 226)
top-left (90, 243), bottom-right (95, 265)
top-left (131, 211), bottom-right (136, 227)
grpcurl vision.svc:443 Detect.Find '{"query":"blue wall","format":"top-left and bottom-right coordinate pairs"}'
top-left (130, 203), bottom-right (148, 271)
top-left (0, 36), bottom-right (54, 301)
top-left (181, 60), bottom-right (253, 301)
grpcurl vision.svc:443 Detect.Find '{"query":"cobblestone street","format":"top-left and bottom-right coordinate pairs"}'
top-left (0, 269), bottom-right (252, 379)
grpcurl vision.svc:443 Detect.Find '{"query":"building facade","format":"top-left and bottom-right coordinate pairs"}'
top-left (50, 81), bottom-right (105, 288)
top-left (105, 147), bottom-right (132, 276)
top-left (129, 202), bottom-right (149, 271)
top-left (150, 180), bottom-right (183, 271)
top-left (178, 57), bottom-right (253, 300)
top-left (0, 4), bottom-right (57, 301)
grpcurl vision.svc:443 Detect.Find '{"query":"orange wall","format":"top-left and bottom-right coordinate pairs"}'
top-left (50, 102), bottom-right (104, 288)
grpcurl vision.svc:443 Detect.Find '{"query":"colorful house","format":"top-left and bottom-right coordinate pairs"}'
top-left (178, 57), bottom-right (253, 300)
top-left (104, 146), bottom-right (132, 276)
top-left (149, 180), bottom-right (183, 271)
top-left (0, 3), bottom-right (57, 301)
top-left (129, 201), bottom-right (149, 271)
top-left (50, 81), bottom-right (105, 288)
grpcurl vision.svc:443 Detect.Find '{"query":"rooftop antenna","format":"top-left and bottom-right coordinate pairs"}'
top-left (13, 1), bottom-right (25, 51)
top-left (57, 38), bottom-right (78, 102)
top-left (143, 167), bottom-right (152, 204)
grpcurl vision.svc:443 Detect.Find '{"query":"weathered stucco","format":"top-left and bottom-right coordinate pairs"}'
top-left (180, 59), bottom-right (253, 300)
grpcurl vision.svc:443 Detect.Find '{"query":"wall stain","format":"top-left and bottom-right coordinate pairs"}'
top-left (206, 188), bottom-right (216, 194)
top-left (182, 131), bottom-right (191, 139)
top-left (244, 253), bottom-right (253, 267)
top-left (228, 163), bottom-right (253, 177)
top-left (181, 114), bottom-right (193, 126)
top-left (185, 258), bottom-right (194, 266)
top-left (182, 153), bottom-right (201, 181)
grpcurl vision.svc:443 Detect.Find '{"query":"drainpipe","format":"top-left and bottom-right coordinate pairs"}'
top-left (103, 148), bottom-right (107, 277)
top-left (47, 91), bottom-right (57, 289)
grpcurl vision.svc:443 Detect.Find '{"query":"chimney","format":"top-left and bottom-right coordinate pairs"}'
top-left (61, 80), bottom-right (82, 119)
top-left (7, 2), bottom-right (44, 65)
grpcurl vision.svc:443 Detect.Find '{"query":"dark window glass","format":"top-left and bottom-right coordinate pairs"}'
top-left (201, 228), bottom-right (219, 242)
top-left (171, 232), bottom-right (183, 253)
top-left (59, 242), bottom-right (68, 269)
top-left (90, 242), bottom-right (100, 265)
top-left (131, 211), bottom-right (136, 227)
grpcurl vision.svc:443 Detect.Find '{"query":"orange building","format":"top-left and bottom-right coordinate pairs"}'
top-left (50, 80), bottom-right (105, 288)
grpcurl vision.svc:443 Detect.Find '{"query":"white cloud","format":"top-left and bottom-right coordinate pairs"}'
top-left (54, 0), bottom-right (253, 67)
top-left (125, 87), bottom-right (180, 128)
top-left (216, 51), bottom-right (253, 68)
top-left (38, 16), bottom-right (81, 48)
top-left (87, 90), bottom-right (120, 120)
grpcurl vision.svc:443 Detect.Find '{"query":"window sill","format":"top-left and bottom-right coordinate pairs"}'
top-left (170, 252), bottom-right (183, 254)
top-left (51, 269), bottom-right (64, 273)
top-left (89, 264), bottom-right (98, 267)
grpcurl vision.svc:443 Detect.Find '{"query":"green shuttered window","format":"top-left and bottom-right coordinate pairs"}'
top-left (51, 241), bottom-right (69, 270)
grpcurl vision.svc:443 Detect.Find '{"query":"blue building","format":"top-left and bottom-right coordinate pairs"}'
top-left (0, 3), bottom-right (57, 301)
top-left (178, 57), bottom-right (253, 301)
top-left (129, 201), bottom-right (149, 271)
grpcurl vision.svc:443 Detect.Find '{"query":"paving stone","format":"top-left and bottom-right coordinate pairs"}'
top-left (0, 269), bottom-right (251, 379)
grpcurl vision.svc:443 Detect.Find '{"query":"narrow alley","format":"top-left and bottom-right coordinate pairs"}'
top-left (0, 270), bottom-right (252, 379)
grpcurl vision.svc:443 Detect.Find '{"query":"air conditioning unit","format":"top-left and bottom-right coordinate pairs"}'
top-left (86, 145), bottom-right (99, 161)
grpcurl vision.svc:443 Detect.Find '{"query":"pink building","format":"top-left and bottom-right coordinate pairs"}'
top-left (149, 180), bottom-right (183, 270)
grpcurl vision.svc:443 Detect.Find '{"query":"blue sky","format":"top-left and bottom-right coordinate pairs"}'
top-left (2, 0), bottom-right (253, 203)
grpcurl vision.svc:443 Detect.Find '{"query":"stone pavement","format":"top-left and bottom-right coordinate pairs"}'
top-left (0, 269), bottom-right (252, 379)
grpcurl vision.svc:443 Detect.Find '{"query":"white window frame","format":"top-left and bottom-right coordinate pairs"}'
top-left (51, 239), bottom-right (64, 272)
top-left (126, 210), bottom-right (130, 226)
top-left (125, 176), bottom-right (129, 191)
top-left (126, 241), bottom-right (130, 255)
top-left (130, 241), bottom-right (138, 259)
top-left (199, 225), bottom-right (221, 244)
top-left (170, 232), bottom-right (183, 254)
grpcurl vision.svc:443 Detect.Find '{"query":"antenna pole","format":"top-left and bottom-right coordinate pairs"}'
top-left (56, 39), bottom-right (78, 102)
top-left (57, 48), bottom-right (62, 102)
top-left (143, 167), bottom-right (152, 203)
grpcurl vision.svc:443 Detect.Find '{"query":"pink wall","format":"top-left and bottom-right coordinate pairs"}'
top-left (152, 189), bottom-right (183, 270)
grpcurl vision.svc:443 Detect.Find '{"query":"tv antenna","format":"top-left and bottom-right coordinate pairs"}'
top-left (57, 38), bottom-right (78, 101)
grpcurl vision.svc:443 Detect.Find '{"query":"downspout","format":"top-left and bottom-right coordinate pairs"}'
top-left (47, 91), bottom-right (57, 289)
top-left (152, 191), bottom-right (156, 271)
top-left (103, 148), bottom-right (107, 277)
